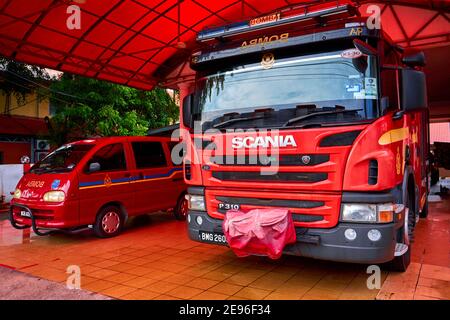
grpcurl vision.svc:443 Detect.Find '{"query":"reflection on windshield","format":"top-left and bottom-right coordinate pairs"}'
top-left (30, 144), bottom-right (94, 173)
top-left (195, 50), bottom-right (379, 130)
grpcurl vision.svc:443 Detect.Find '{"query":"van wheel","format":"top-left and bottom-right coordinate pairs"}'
top-left (174, 194), bottom-right (188, 221)
top-left (94, 206), bottom-right (124, 238)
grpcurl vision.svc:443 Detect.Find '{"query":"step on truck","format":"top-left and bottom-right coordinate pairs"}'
top-left (181, 2), bottom-right (430, 271)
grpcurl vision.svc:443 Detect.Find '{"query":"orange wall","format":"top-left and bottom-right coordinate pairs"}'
top-left (0, 91), bottom-right (50, 118)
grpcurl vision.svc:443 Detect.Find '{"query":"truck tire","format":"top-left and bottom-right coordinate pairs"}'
top-left (174, 193), bottom-right (188, 221)
top-left (94, 205), bottom-right (124, 238)
top-left (419, 198), bottom-right (429, 218)
top-left (388, 191), bottom-right (414, 272)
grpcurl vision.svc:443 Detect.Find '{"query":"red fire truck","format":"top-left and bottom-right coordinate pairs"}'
top-left (182, 3), bottom-right (430, 271)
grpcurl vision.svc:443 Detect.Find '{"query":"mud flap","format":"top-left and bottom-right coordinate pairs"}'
top-left (223, 209), bottom-right (296, 259)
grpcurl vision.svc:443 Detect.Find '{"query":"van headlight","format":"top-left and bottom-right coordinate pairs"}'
top-left (341, 203), bottom-right (400, 223)
top-left (43, 191), bottom-right (65, 202)
top-left (13, 189), bottom-right (21, 199)
top-left (186, 194), bottom-right (205, 211)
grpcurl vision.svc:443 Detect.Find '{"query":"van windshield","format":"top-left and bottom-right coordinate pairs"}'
top-left (30, 144), bottom-right (94, 173)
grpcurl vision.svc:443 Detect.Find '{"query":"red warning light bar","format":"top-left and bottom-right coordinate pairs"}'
top-left (197, 1), bottom-right (358, 42)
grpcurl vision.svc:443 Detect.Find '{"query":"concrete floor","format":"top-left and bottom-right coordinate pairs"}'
top-left (0, 267), bottom-right (110, 300)
top-left (0, 197), bottom-right (448, 300)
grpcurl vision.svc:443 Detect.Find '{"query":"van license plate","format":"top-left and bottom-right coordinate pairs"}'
top-left (20, 210), bottom-right (31, 218)
top-left (199, 231), bottom-right (227, 244)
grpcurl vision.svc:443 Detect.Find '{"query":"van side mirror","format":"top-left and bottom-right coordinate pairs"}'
top-left (182, 94), bottom-right (194, 129)
top-left (401, 69), bottom-right (427, 111)
top-left (402, 51), bottom-right (426, 68)
top-left (88, 162), bottom-right (101, 173)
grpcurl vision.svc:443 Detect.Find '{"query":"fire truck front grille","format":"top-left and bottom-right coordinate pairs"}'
top-left (292, 214), bottom-right (324, 222)
top-left (216, 196), bottom-right (324, 209)
top-left (210, 154), bottom-right (330, 166)
top-left (212, 171), bottom-right (327, 183)
top-left (207, 191), bottom-right (337, 228)
top-left (216, 197), bottom-right (325, 222)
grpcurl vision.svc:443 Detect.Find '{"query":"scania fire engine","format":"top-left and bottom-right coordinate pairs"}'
top-left (181, 2), bottom-right (430, 271)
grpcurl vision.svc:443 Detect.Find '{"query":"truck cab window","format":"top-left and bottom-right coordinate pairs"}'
top-left (88, 143), bottom-right (126, 172)
top-left (381, 69), bottom-right (399, 114)
top-left (132, 142), bottom-right (167, 168)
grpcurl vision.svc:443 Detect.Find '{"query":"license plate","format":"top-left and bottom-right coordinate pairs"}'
top-left (20, 210), bottom-right (31, 218)
top-left (199, 231), bottom-right (227, 244)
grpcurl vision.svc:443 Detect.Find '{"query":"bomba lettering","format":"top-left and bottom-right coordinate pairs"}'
top-left (241, 33), bottom-right (289, 49)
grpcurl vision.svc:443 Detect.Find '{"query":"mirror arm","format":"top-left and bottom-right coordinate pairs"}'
top-left (392, 110), bottom-right (404, 120)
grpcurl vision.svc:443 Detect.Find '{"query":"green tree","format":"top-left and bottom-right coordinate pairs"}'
top-left (48, 74), bottom-right (178, 145)
top-left (0, 58), bottom-right (52, 113)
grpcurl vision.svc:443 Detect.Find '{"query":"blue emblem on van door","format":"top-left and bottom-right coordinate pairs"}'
top-left (51, 179), bottom-right (60, 189)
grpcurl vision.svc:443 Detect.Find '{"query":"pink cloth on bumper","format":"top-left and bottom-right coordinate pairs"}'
top-left (223, 208), bottom-right (296, 259)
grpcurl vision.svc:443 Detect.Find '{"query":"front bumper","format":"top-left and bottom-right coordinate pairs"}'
top-left (9, 201), bottom-right (82, 236)
top-left (188, 209), bottom-right (402, 264)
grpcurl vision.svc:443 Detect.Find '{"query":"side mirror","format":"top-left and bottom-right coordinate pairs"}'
top-left (380, 96), bottom-right (389, 113)
top-left (401, 69), bottom-right (427, 111)
top-left (182, 94), bottom-right (194, 129)
top-left (402, 51), bottom-right (426, 68)
top-left (353, 39), bottom-right (377, 56)
top-left (88, 162), bottom-right (101, 173)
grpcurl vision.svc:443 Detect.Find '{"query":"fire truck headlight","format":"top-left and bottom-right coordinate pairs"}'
top-left (344, 228), bottom-right (357, 241)
top-left (186, 195), bottom-right (205, 211)
top-left (341, 204), bottom-right (377, 222)
top-left (43, 191), bottom-right (65, 202)
top-left (13, 189), bottom-right (21, 199)
top-left (367, 229), bottom-right (382, 242)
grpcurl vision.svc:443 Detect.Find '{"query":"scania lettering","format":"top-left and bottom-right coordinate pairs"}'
top-left (182, 3), bottom-right (430, 271)
top-left (231, 135), bottom-right (297, 149)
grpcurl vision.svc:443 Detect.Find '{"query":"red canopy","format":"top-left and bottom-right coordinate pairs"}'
top-left (0, 0), bottom-right (450, 118)
top-left (0, 0), bottom-right (449, 94)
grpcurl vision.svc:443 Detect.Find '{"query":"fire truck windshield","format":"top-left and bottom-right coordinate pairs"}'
top-left (194, 49), bottom-right (379, 131)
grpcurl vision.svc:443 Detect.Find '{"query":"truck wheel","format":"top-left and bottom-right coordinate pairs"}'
top-left (174, 193), bottom-right (188, 221)
top-left (388, 192), bottom-right (414, 272)
top-left (419, 198), bottom-right (429, 218)
top-left (94, 206), bottom-right (124, 238)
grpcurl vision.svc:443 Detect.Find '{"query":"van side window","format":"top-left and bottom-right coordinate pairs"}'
top-left (88, 143), bottom-right (127, 172)
top-left (132, 142), bottom-right (166, 168)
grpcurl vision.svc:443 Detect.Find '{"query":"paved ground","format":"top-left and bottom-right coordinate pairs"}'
top-left (0, 266), bottom-right (110, 300)
top-left (0, 197), bottom-right (448, 300)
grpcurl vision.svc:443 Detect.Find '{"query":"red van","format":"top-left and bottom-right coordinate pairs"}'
top-left (9, 136), bottom-right (187, 237)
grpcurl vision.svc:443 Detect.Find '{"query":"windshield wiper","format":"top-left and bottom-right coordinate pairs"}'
top-left (213, 112), bottom-right (270, 129)
top-left (283, 108), bottom-right (363, 127)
